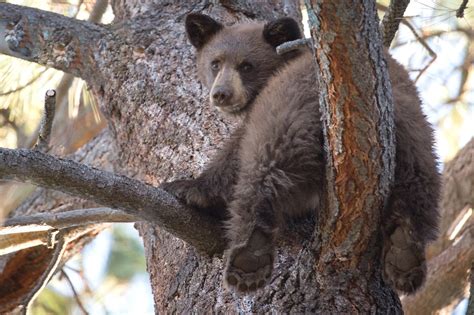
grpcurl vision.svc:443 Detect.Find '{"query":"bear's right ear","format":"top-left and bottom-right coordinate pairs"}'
top-left (263, 17), bottom-right (302, 48)
top-left (185, 13), bottom-right (223, 49)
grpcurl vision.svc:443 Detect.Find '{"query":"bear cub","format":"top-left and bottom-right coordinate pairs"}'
top-left (163, 13), bottom-right (440, 294)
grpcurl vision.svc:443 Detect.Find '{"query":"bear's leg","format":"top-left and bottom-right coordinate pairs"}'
top-left (161, 127), bottom-right (244, 220)
top-left (382, 141), bottom-right (440, 294)
top-left (224, 198), bottom-right (277, 292)
top-left (223, 112), bottom-right (323, 293)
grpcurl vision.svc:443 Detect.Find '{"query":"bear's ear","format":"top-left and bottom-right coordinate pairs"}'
top-left (263, 17), bottom-right (302, 48)
top-left (185, 13), bottom-right (223, 49)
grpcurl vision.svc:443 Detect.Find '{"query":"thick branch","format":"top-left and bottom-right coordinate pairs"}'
top-left (380, 0), bottom-right (410, 47)
top-left (0, 148), bottom-right (225, 255)
top-left (0, 3), bottom-right (107, 81)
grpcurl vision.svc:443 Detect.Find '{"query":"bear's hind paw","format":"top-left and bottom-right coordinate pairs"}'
top-left (383, 225), bottom-right (427, 294)
top-left (224, 228), bottom-right (274, 293)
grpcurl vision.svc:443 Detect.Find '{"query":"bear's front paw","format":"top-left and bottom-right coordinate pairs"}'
top-left (224, 228), bottom-right (274, 293)
top-left (161, 179), bottom-right (212, 208)
top-left (383, 225), bottom-right (427, 294)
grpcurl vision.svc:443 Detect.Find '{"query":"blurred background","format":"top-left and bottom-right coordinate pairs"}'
top-left (0, 0), bottom-right (472, 314)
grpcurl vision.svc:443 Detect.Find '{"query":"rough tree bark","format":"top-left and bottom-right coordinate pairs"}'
top-left (0, 0), bottom-right (411, 313)
top-left (306, 0), bottom-right (399, 313)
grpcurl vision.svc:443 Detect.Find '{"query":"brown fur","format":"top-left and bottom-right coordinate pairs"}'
top-left (163, 14), bottom-right (441, 295)
top-left (196, 22), bottom-right (301, 114)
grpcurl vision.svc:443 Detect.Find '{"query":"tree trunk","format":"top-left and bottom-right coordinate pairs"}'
top-left (306, 1), bottom-right (400, 313)
top-left (1, 0), bottom-right (405, 312)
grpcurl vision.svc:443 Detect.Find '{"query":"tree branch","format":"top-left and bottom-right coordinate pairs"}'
top-left (399, 19), bottom-right (437, 82)
top-left (0, 224), bottom-right (98, 256)
top-left (3, 207), bottom-right (136, 229)
top-left (456, 0), bottom-right (469, 18)
top-left (276, 38), bottom-right (311, 55)
top-left (60, 269), bottom-right (89, 315)
top-left (0, 228), bottom-right (57, 256)
top-left (0, 3), bottom-right (107, 81)
top-left (22, 232), bottom-right (67, 313)
top-left (34, 90), bottom-right (56, 152)
top-left (0, 148), bottom-right (226, 255)
top-left (380, 0), bottom-right (411, 47)
top-left (1, 207), bottom-right (137, 256)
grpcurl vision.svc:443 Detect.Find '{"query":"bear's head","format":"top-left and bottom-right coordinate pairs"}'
top-left (185, 13), bottom-right (302, 115)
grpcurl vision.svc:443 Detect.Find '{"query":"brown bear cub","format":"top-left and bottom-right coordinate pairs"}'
top-left (163, 13), bottom-right (440, 295)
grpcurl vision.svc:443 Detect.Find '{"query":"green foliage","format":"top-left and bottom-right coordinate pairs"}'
top-left (31, 287), bottom-right (73, 315)
top-left (105, 225), bottom-right (147, 281)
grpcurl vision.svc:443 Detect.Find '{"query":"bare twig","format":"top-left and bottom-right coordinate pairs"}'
top-left (380, 11), bottom-right (437, 81)
top-left (456, 0), bottom-right (469, 18)
top-left (34, 90), bottom-right (56, 152)
top-left (87, 0), bottom-right (108, 24)
top-left (400, 20), bottom-right (437, 82)
top-left (3, 207), bottom-right (136, 230)
top-left (380, 0), bottom-right (411, 47)
top-left (73, 0), bottom-right (85, 19)
top-left (25, 75), bottom-right (75, 148)
top-left (276, 38), bottom-right (311, 55)
top-left (0, 148), bottom-right (225, 255)
top-left (60, 269), bottom-right (89, 315)
top-left (381, 1), bottom-right (439, 82)
top-left (24, 231), bottom-right (67, 312)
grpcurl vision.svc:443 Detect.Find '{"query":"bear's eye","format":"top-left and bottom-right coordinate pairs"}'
top-left (211, 60), bottom-right (220, 72)
top-left (239, 61), bottom-right (254, 73)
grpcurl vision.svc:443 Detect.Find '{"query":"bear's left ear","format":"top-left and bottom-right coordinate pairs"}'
top-left (263, 17), bottom-right (302, 48)
top-left (185, 13), bottom-right (223, 49)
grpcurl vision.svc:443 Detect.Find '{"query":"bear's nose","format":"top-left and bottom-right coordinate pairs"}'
top-left (212, 88), bottom-right (233, 104)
